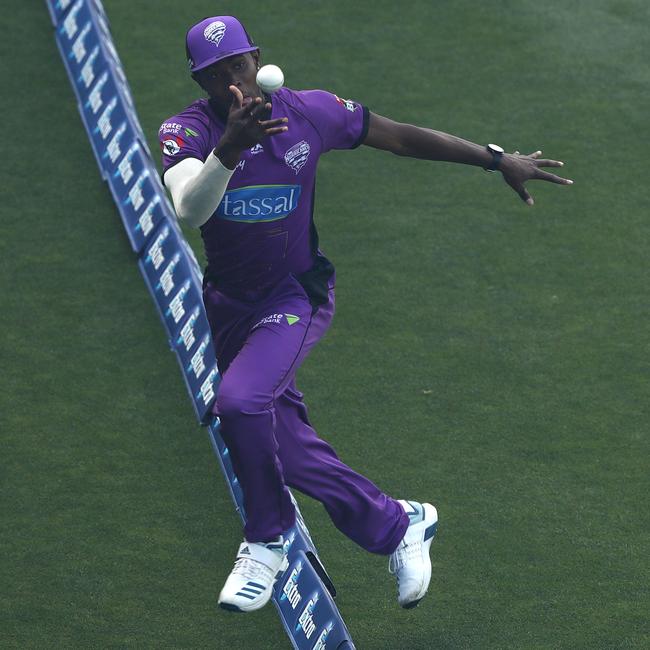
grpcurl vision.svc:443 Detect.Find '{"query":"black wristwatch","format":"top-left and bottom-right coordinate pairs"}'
top-left (484, 143), bottom-right (505, 172)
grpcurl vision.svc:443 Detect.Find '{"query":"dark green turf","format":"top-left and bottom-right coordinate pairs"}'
top-left (2, 0), bottom-right (648, 648)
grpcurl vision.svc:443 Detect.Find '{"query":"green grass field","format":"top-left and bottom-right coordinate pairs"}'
top-left (2, 1), bottom-right (649, 647)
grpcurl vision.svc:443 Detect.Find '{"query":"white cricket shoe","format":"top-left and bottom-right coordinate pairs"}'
top-left (389, 500), bottom-right (438, 609)
top-left (218, 537), bottom-right (289, 612)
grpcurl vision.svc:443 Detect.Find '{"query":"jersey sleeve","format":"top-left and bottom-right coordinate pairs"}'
top-left (158, 111), bottom-right (211, 177)
top-left (295, 90), bottom-right (369, 153)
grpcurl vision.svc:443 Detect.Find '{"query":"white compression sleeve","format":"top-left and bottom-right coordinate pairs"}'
top-left (163, 154), bottom-right (235, 228)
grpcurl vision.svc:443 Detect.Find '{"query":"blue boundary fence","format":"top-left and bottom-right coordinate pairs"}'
top-left (46, 2), bottom-right (356, 647)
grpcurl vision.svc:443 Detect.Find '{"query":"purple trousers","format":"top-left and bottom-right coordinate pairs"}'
top-left (203, 273), bottom-right (409, 554)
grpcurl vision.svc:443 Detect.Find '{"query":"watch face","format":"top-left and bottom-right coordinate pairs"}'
top-left (488, 143), bottom-right (505, 154)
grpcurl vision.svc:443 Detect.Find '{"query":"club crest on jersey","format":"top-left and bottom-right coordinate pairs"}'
top-left (335, 95), bottom-right (357, 112)
top-left (204, 21), bottom-right (226, 47)
top-left (284, 140), bottom-right (310, 175)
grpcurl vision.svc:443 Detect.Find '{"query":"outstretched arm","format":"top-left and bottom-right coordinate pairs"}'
top-left (363, 112), bottom-right (573, 205)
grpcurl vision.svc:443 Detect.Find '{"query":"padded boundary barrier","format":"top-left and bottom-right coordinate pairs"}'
top-left (46, 1), bottom-right (356, 647)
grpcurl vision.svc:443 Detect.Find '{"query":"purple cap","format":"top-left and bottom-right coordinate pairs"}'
top-left (185, 16), bottom-right (258, 73)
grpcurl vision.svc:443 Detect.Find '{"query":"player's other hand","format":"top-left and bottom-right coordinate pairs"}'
top-left (223, 85), bottom-right (288, 150)
top-left (500, 150), bottom-right (573, 206)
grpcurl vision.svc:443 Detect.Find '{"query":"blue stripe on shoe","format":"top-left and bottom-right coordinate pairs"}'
top-left (403, 501), bottom-right (419, 516)
top-left (424, 522), bottom-right (438, 541)
top-left (240, 586), bottom-right (263, 594)
top-left (234, 592), bottom-right (257, 600)
top-left (405, 501), bottom-right (425, 524)
top-left (247, 581), bottom-right (266, 590)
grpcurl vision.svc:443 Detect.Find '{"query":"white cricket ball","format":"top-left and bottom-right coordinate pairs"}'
top-left (256, 64), bottom-right (284, 94)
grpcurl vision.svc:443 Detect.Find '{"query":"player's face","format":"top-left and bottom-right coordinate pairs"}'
top-left (198, 52), bottom-right (261, 116)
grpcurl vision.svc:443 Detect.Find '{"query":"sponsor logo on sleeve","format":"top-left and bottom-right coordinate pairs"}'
top-left (159, 124), bottom-right (188, 157)
top-left (159, 122), bottom-right (183, 135)
top-left (204, 21), bottom-right (226, 47)
top-left (250, 143), bottom-right (264, 155)
top-left (162, 136), bottom-right (182, 156)
top-left (335, 95), bottom-right (357, 112)
top-left (284, 140), bottom-right (311, 174)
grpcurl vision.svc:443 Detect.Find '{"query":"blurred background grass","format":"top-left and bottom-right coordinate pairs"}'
top-left (1, 0), bottom-right (648, 647)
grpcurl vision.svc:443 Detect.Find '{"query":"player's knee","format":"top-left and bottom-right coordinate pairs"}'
top-left (215, 385), bottom-right (268, 418)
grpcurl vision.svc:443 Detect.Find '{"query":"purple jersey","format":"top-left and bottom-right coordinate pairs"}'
top-left (159, 88), bottom-right (368, 295)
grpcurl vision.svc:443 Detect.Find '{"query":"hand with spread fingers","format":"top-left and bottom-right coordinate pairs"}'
top-left (500, 150), bottom-right (573, 206)
top-left (215, 85), bottom-right (288, 168)
top-left (363, 113), bottom-right (573, 206)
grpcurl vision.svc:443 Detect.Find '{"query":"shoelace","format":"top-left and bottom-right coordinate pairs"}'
top-left (388, 539), bottom-right (423, 574)
top-left (231, 557), bottom-right (274, 582)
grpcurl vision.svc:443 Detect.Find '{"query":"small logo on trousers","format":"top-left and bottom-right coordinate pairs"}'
top-left (252, 313), bottom-right (301, 330)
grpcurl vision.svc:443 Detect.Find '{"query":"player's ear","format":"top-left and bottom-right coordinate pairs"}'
top-left (192, 71), bottom-right (208, 93)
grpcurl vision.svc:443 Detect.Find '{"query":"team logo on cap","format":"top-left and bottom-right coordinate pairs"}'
top-left (284, 140), bottom-right (310, 175)
top-left (204, 21), bottom-right (226, 47)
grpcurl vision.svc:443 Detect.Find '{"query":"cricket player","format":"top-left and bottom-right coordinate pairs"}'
top-left (159, 16), bottom-right (572, 613)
